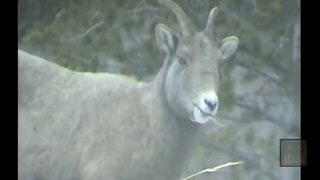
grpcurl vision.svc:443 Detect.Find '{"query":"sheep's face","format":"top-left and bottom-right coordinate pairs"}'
top-left (157, 32), bottom-right (237, 124)
top-left (166, 35), bottom-right (218, 124)
top-left (155, 3), bottom-right (238, 124)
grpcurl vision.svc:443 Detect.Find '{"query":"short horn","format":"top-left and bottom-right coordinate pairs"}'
top-left (159, 0), bottom-right (195, 35)
top-left (203, 7), bottom-right (219, 37)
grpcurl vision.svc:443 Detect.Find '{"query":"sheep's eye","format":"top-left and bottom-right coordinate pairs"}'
top-left (178, 56), bottom-right (188, 66)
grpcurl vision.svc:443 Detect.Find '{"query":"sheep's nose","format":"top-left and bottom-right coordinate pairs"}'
top-left (204, 99), bottom-right (217, 111)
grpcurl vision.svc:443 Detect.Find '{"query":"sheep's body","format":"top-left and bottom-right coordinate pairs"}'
top-left (18, 50), bottom-right (196, 180)
top-left (18, 1), bottom-right (239, 179)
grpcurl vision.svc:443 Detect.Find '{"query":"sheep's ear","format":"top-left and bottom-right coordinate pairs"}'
top-left (155, 23), bottom-right (178, 55)
top-left (220, 36), bottom-right (238, 61)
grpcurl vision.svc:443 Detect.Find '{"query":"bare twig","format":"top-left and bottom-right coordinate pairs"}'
top-left (234, 100), bottom-right (299, 134)
top-left (59, 21), bottom-right (105, 44)
top-left (181, 161), bottom-right (243, 180)
top-left (216, 114), bottom-right (247, 124)
top-left (234, 57), bottom-right (280, 83)
top-left (237, 46), bottom-right (288, 74)
top-left (200, 139), bottom-right (278, 179)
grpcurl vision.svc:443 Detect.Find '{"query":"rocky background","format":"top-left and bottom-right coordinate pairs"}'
top-left (18, 0), bottom-right (300, 179)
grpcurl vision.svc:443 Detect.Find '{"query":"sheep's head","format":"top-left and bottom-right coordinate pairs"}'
top-left (156, 0), bottom-right (238, 124)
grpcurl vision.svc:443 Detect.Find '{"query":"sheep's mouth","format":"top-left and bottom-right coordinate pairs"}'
top-left (190, 103), bottom-right (213, 124)
top-left (193, 103), bottom-right (214, 117)
top-left (191, 103), bottom-right (225, 127)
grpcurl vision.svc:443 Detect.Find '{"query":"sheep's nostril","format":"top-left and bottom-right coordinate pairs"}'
top-left (204, 99), bottom-right (217, 111)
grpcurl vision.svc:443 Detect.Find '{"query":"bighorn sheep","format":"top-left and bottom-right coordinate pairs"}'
top-left (18, 0), bottom-right (238, 179)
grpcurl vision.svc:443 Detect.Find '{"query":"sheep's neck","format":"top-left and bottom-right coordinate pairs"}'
top-left (143, 66), bottom-right (199, 177)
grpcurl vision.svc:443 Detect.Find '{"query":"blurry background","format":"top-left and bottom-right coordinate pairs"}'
top-left (18, 0), bottom-right (300, 179)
